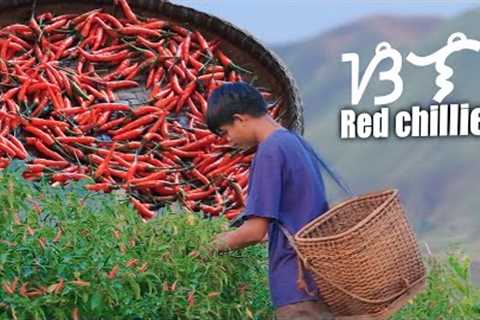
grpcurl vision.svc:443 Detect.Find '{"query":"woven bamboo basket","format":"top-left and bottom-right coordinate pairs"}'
top-left (290, 188), bottom-right (427, 320)
top-left (0, 0), bottom-right (304, 134)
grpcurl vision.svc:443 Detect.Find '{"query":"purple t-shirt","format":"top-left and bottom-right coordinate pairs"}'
top-left (242, 128), bottom-right (330, 308)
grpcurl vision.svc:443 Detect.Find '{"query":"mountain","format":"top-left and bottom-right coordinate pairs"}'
top-left (273, 15), bottom-right (443, 121)
top-left (270, 10), bottom-right (480, 280)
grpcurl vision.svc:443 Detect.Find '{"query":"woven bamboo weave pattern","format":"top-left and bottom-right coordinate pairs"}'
top-left (294, 189), bottom-right (426, 319)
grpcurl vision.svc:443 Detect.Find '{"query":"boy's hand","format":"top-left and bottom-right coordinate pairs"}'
top-left (211, 232), bottom-right (230, 252)
top-left (198, 234), bottom-right (227, 262)
top-left (198, 244), bottom-right (216, 262)
top-left (199, 217), bottom-right (269, 262)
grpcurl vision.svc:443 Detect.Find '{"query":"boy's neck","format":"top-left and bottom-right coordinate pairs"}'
top-left (255, 115), bottom-right (285, 144)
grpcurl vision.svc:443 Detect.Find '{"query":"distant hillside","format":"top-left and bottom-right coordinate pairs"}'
top-left (270, 11), bottom-right (480, 281)
top-left (273, 15), bottom-right (444, 122)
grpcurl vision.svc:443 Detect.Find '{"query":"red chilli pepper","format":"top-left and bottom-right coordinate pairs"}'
top-left (130, 197), bottom-right (155, 219)
top-left (115, 0), bottom-right (140, 24)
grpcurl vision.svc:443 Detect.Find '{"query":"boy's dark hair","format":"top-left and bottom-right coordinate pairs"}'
top-left (205, 81), bottom-right (268, 136)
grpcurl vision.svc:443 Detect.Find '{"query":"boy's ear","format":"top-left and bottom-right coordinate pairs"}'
top-left (233, 113), bottom-right (249, 123)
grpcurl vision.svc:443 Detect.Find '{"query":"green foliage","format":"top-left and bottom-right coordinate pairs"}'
top-left (391, 249), bottom-right (480, 320)
top-left (0, 161), bottom-right (272, 319)
top-left (1, 161), bottom-right (479, 320)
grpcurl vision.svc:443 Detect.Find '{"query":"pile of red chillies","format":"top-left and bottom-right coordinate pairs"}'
top-left (0, 0), bottom-right (284, 221)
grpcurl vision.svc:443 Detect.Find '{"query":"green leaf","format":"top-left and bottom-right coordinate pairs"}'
top-left (126, 274), bottom-right (141, 300)
top-left (90, 291), bottom-right (103, 312)
top-left (4, 159), bottom-right (27, 176)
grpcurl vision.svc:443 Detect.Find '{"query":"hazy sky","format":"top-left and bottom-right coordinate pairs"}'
top-left (172, 1), bottom-right (479, 45)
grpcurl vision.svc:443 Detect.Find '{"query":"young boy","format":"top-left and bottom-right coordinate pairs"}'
top-left (205, 81), bottom-right (334, 320)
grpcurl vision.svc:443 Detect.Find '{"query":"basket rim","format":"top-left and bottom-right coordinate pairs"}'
top-left (0, 0), bottom-right (304, 134)
top-left (295, 188), bottom-right (399, 242)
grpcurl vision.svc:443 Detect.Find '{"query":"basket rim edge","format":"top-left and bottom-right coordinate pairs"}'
top-left (294, 188), bottom-right (400, 242)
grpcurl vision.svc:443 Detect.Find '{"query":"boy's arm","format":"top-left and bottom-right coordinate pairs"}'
top-left (261, 232), bottom-right (268, 243)
top-left (213, 144), bottom-right (281, 252)
top-left (212, 216), bottom-right (269, 252)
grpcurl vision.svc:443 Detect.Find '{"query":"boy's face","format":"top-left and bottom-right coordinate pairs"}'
top-left (219, 114), bottom-right (257, 148)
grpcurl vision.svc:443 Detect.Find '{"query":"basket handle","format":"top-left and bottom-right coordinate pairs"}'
top-left (277, 222), bottom-right (425, 305)
top-left (290, 131), bottom-right (356, 198)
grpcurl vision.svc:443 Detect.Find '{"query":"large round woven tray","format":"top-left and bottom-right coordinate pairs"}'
top-left (0, 0), bottom-right (304, 134)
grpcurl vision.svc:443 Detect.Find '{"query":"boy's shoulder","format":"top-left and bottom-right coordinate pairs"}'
top-left (256, 129), bottom-right (285, 153)
top-left (253, 129), bottom-right (304, 166)
top-left (257, 129), bottom-right (300, 154)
